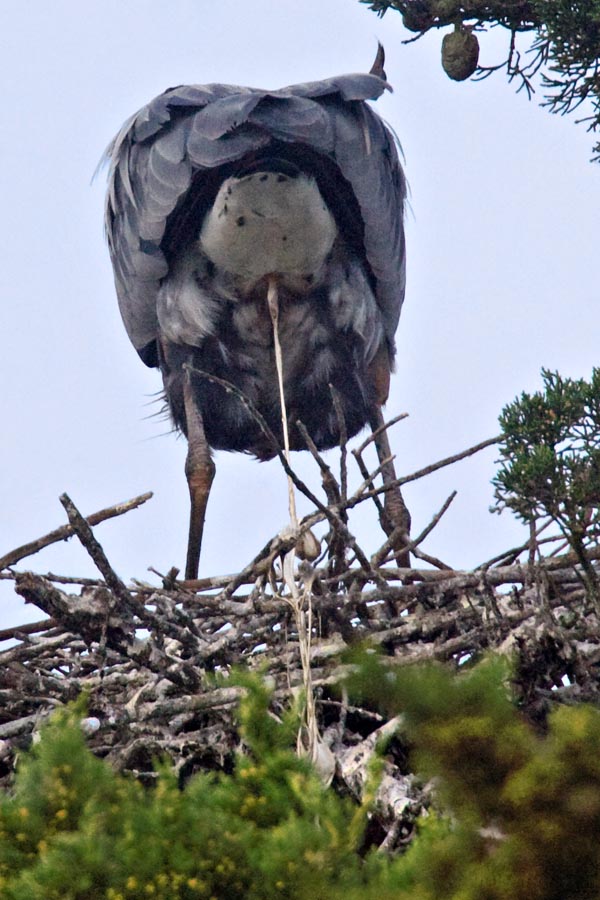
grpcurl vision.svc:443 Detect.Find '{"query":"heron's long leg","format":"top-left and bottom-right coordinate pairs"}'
top-left (183, 371), bottom-right (215, 580)
top-left (368, 405), bottom-right (411, 568)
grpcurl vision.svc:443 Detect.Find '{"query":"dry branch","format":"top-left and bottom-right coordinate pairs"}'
top-left (1, 429), bottom-right (599, 849)
top-left (0, 491), bottom-right (152, 570)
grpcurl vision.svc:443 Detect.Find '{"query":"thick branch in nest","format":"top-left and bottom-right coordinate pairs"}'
top-left (2, 424), bottom-right (599, 849)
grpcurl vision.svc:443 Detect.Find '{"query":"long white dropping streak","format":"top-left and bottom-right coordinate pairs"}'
top-left (267, 275), bottom-right (298, 530)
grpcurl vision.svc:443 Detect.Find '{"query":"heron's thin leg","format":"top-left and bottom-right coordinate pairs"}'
top-left (183, 371), bottom-right (215, 580)
top-left (368, 405), bottom-right (411, 568)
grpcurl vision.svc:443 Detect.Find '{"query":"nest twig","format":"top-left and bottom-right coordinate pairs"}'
top-left (2, 423), bottom-right (599, 849)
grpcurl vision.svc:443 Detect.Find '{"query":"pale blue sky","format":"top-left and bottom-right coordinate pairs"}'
top-left (1, 2), bottom-right (599, 627)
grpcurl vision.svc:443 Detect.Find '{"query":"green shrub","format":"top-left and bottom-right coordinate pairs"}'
top-left (2, 663), bottom-right (600, 899)
top-left (350, 655), bottom-right (600, 900)
top-left (0, 685), bottom-right (386, 900)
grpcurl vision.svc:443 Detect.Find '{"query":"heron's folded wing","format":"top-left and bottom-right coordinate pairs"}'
top-left (104, 71), bottom-right (406, 365)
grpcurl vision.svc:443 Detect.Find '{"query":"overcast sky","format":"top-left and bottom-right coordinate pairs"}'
top-left (1, 1), bottom-right (599, 629)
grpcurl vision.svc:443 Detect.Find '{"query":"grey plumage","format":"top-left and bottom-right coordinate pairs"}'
top-left (104, 53), bottom-right (409, 577)
top-left (105, 69), bottom-right (406, 367)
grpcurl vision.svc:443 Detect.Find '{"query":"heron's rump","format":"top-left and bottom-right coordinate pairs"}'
top-left (199, 170), bottom-right (337, 288)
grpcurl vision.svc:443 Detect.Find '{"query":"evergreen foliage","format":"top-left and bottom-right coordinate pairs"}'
top-left (2, 663), bottom-right (600, 898)
top-left (0, 685), bottom-right (370, 900)
top-left (359, 0), bottom-right (600, 161)
top-left (493, 368), bottom-right (600, 601)
top-left (349, 655), bottom-right (600, 899)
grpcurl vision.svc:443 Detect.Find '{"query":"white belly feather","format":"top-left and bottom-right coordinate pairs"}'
top-left (199, 171), bottom-right (337, 283)
top-left (157, 168), bottom-right (383, 362)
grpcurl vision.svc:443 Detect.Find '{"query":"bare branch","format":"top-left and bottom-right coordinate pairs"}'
top-left (0, 492), bottom-right (153, 570)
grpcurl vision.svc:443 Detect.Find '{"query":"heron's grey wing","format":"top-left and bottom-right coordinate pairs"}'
top-left (274, 71), bottom-right (390, 102)
top-left (210, 70), bottom-right (407, 343)
top-left (106, 121), bottom-right (187, 359)
top-left (105, 84), bottom-right (268, 360)
top-left (244, 82), bottom-right (406, 345)
top-left (277, 68), bottom-right (407, 344)
top-left (105, 70), bottom-right (405, 364)
top-left (330, 102), bottom-right (406, 343)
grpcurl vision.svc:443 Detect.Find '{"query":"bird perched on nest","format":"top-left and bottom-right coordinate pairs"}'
top-left (104, 46), bottom-right (410, 579)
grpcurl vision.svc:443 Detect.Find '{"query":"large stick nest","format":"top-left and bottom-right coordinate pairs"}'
top-left (1, 423), bottom-right (599, 851)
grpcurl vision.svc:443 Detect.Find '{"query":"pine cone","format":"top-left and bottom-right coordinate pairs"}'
top-left (441, 27), bottom-right (480, 81)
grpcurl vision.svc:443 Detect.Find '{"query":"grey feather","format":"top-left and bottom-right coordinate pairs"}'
top-left (190, 93), bottom-right (265, 140)
top-left (186, 124), bottom-right (270, 169)
top-left (106, 57), bottom-right (406, 457)
top-left (104, 62), bottom-right (406, 380)
top-left (247, 96), bottom-right (334, 151)
top-left (275, 72), bottom-right (389, 102)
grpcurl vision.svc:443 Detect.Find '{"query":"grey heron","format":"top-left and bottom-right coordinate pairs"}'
top-left (104, 47), bottom-right (410, 579)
